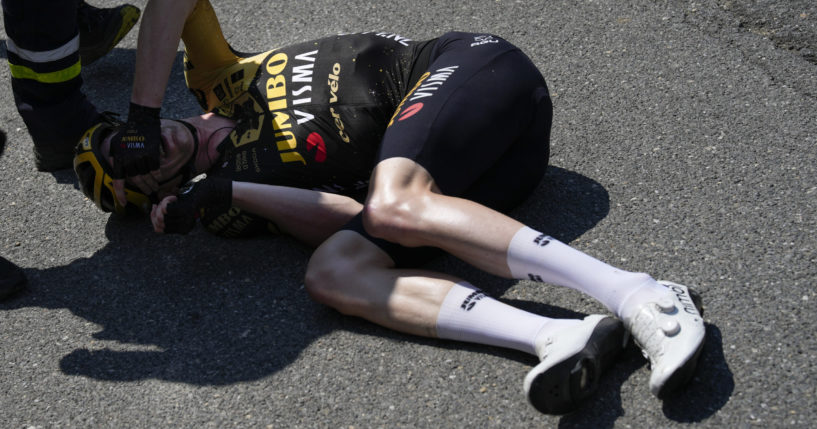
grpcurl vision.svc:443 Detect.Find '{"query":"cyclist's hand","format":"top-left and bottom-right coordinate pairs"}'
top-left (151, 177), bottom-right (232, 235)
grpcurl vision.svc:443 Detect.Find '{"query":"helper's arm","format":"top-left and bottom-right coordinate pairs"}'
top-left (113, 0), bottom-right (199, 206)
top-left (131, 0), bottom-right (198, 109)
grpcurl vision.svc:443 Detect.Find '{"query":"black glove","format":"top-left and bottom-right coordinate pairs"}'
top-left (109, 102), bottom-right (162, 178)
top-left (164, 176), bottom-right (233, 235)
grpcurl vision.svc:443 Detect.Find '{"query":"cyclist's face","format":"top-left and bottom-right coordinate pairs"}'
top-left (103, 119), bottom-right (196, 196)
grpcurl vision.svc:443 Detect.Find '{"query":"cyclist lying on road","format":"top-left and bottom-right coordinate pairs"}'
top-left (74, 0), bottom-right (705, 415)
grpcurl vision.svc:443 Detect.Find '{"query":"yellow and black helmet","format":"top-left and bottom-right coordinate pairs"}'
top-left (73, 118), bottom-right (151, 215)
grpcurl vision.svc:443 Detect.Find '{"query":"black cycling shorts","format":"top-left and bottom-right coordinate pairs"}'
top-left (343, 32), bottom-right (552, 267)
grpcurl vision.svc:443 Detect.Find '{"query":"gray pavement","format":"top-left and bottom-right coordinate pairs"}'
top-left (1, 1), bottom-right (815, 427)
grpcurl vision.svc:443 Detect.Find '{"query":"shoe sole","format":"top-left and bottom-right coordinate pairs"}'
top-left (654, 285), bottom-right (705, 399)
top-left (526, 317), bottom-right (627, 414)
top-left (81, 5), bottom-right (141, 65)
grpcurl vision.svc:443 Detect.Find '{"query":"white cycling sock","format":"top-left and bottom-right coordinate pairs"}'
top-left (506, 226), bottom-right (668, 318)
top-left (435, 282), bottom-right (579, 356)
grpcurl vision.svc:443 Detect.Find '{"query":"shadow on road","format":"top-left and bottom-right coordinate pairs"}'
top-left (8, 214), bottom-right (327, 384)
top-left (3, 166), bottom-right (612, 389)
top-left (661, 324), bottom-right (734, 422)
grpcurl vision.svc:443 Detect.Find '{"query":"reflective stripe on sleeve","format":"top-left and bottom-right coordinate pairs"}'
top-left (9, 61), bottom-right (82, 83)
top-left (5, 35), bottom-right (79, 63)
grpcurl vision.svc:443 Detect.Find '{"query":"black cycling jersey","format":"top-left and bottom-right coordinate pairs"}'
top-left (203, 33), bottom-right (436, 192)
top-left (184, 30), bottom-right (435, 236)
top-left (180, 4), bottom-right (551, 245)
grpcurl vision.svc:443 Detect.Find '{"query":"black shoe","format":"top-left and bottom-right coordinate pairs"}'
top-left (34, 142), bottom-right (76, 171)
top-left (0, 256), bottom-right (27, 301)
top-left (29, 90), bottom-right (102, 171)
top-left (78, 1), bottom-right (141, 66)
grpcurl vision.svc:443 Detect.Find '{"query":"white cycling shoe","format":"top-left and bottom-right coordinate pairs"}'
top-left (523, 315), bottom-right (628, 414)
top-left (623, 280), bottom-right (705, 398)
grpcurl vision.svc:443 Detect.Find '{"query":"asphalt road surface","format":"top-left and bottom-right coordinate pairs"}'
top-left (1, 1), bottom-right (815, 427)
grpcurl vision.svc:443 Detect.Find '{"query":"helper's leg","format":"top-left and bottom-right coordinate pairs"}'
top-left (2, 0), bottom-right (138, 171)
top-left (3, 0), bottom-right (97, 170)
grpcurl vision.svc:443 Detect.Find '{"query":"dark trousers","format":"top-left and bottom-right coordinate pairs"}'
top-left (3, 0), bottom-right (100, 170)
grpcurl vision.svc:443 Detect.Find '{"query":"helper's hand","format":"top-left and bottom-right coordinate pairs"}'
top-left (110, 102), bottom-right (162, 205)
top-left (151, 176), bottom-right (233, 235)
